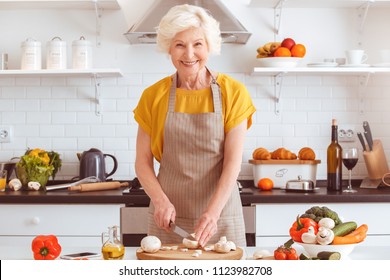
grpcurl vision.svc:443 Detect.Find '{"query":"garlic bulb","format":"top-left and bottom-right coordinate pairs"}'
top-left (140, 236), bottom-right (161, 253)
top-left (8, 178), bottom-right (23, 191)
top-left (253, 249), bottom-right (271, 260)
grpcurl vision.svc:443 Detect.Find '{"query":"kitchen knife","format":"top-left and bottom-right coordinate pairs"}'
top-left (169, 221), bottom-right (196, 240)
top-left (357, 132), bottom-right (366, 151)
top-left (363, 121), bottom-right (374, 151)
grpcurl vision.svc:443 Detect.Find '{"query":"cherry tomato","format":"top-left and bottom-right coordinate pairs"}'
top-left (287, 253), bottom-right (299, 260)
top-left (274, 250), bottom-right (287, 260)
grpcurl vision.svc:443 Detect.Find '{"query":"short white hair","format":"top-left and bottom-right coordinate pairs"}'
top-left (156, 4), bottom-right (222, 55)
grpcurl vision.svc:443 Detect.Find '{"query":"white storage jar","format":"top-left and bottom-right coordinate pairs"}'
top-left (21, 38), bottom-right (41, 70)
top-left (46, 37), bottom-right (67, 70)
top-left (72, 36), bottom-right (92, 69)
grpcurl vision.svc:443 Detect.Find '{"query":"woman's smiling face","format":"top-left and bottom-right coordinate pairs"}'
top-left (169, 27), bottom-right (209, 77)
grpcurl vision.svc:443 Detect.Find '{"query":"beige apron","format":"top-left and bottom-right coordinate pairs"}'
top-left (148, 71), bottom-right (246, 246)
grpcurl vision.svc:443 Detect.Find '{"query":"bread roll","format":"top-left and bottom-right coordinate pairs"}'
top-left (271, 148), bottom-right (297, 160)
top-left (252, 147), bottom-right (271, 160)
top-left (298, 147), bottom-right (316, 160)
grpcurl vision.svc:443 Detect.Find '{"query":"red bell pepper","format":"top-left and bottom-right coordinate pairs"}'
top-left (289, 215), bottom-right (318, 243)
top-left (31, 235), bottom-right (62, 260)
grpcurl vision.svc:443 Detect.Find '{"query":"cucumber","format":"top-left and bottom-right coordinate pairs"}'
top-left (317, 251), bottom-right (341, 260)
top-left (332, 221), bottom-right (357, 236)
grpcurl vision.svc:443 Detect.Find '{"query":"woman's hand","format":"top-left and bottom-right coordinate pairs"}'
top-left (153, 198), bottom-right (176, 232)
top-left (195, 212), bottom-right (219, 247)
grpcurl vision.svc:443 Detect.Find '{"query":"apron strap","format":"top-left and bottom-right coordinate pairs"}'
top-left (168, 68), bottom-right (222, 114)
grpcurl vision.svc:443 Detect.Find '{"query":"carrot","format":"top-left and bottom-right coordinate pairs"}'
top-left (346, 224), bottom-right (368, 236)
top-left (332, 224), bottom-right (368, 245)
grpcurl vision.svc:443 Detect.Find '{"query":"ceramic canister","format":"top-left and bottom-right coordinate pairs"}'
top-left (46, 37), bottom-right (67, 70)
top-left (72, 36), bottom-right (92, 69)
top-left (21, 38), bottom-right (42, 70)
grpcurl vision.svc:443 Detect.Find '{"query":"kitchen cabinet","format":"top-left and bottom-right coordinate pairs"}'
top-left (0, 204), bottom-right (123, 248)
top-left (255, 203), bottom-right (390, 247)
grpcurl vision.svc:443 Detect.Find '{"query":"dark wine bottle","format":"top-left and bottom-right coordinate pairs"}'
top-left (327, 119), bottom-right (343, 191)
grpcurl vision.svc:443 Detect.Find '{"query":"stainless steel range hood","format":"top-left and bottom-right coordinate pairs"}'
top-left (124, 0), bottom-right (251, 44)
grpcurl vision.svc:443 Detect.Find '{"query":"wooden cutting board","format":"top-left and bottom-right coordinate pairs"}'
top-left (136, 244), bottom-right (243, 260)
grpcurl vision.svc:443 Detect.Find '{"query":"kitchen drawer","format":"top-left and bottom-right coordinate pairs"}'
top-left (0, 204), bottom-right (122, 236)
top-left (255, 203), bottom-right (390, 236)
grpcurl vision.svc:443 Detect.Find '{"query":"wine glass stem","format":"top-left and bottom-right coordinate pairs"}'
top-left (348, 169), bottom-right (352, 190)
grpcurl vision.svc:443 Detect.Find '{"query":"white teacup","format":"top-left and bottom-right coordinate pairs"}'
top-left (346, 50), bottom-right (368, 65)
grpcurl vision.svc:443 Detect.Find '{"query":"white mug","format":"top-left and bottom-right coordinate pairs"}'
top-left (346, 50), bottom-right (368, 65)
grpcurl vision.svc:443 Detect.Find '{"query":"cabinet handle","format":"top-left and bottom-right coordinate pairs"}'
top-left (31, 217), bottom-right (40, 225)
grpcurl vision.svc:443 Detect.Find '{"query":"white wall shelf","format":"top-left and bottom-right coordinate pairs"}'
top-left (253, 66), bottom-right (390, 115)
top-left (0, 0), bottom-right (120, 10)
top-left (0, 68), bottom-right (122, 78)
top-left (249, 0), bottom-right (390, 8)
top-left (0, 68), bottom-right (123, 116)
top-left (253, 66), bottom-right (390, 76)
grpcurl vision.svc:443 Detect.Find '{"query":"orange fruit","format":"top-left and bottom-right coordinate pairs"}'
top-left (273, 47), bottom-right (291, 57)
top-left (257, 178), bottom-right (274, 191)
top-left (291, 44), bottom-right (306, 57)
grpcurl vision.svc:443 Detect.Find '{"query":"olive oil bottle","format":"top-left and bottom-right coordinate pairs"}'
top-left (327, 119), bottom-right (343, 191)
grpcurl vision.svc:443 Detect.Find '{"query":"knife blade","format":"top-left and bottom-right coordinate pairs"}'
top-left (169, 221), bottom-right (196, 240)
top-left (357, 132), bottom-right (366, 151)
top-left (363, 121), bottom-right (374, 151)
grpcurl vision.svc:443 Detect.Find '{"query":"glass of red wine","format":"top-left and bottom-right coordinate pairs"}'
top-left (342, 147), bottom-right (358, 193)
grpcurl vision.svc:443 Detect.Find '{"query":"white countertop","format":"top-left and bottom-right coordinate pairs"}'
top-left (1, 245), bottom-right (389, 260)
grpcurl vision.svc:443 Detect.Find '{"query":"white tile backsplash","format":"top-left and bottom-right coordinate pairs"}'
top-left (1, 3), bottom-right (390, 182)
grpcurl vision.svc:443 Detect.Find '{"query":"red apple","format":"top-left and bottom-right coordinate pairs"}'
top-left (281, 38), bottom-right (296, 50)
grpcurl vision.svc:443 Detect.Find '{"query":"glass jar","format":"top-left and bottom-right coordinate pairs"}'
top-left (101, 225), bottom-right (125, 260)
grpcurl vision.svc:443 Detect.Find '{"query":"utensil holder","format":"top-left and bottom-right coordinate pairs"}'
top-left (363, 139), bottom-right (389, 180)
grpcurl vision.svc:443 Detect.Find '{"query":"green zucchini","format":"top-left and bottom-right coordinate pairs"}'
top-left (332, 221), bottom-right (357, 236)
top-left (299, 253), bottom-right (311, 260)
top-left (317, 251), bottom-right (341, 260)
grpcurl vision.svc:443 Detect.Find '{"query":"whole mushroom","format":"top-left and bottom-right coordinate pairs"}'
top-left (140, 236), bottom-right (162, 253)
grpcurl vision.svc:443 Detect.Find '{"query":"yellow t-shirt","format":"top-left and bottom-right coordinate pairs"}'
top-left (133, 73), bottom-right (256, 162)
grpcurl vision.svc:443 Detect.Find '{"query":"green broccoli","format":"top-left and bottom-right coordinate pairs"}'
top-left (300, 206), bottom-right (342, 225)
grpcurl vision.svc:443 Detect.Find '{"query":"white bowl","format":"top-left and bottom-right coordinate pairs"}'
top-left (257, 57), bottom-right (303, 67)
top-left (295, 242), bottom-right (359, 259)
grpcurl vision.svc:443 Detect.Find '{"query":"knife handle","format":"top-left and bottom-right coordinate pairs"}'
top-left (357, 132), bottom-right (366, 151)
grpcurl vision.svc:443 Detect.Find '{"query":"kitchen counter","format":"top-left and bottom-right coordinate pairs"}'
top-left (1, 180), bottom-right (390, 205)
top-left (1, 244), bottom-right (389, 260)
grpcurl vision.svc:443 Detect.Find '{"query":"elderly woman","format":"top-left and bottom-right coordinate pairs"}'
top-left (134, 4), bottom-right (256, 247)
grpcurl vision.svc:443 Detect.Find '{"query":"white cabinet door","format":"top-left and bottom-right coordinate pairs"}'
top-left (255, 203), bottom-right (390, 247)
top-left (0, 204), bottom-right (122, 247)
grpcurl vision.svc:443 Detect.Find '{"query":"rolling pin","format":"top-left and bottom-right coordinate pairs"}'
top-left (68, 181), bottom-right (129, 192)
